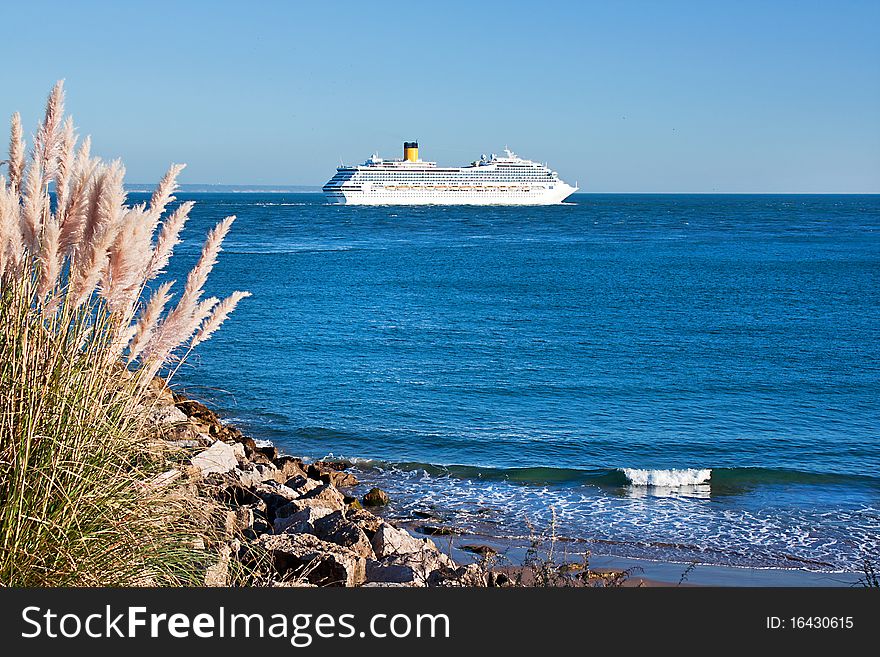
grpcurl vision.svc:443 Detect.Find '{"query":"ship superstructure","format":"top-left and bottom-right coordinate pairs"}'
top-left (323, 142), bottom-right (577, 205)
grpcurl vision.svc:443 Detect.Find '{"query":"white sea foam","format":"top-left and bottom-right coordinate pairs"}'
top-left (622, 468), bottom-right (712, 487)
top-left (253, 439), bottom-right (274, 448)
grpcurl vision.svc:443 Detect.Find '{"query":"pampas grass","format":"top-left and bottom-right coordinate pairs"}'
top-left (0, 82), bottom-right (249, 586)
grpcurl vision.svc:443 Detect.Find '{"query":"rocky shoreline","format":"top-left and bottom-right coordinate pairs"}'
top-left (145, 378), bottom-right (509, 587)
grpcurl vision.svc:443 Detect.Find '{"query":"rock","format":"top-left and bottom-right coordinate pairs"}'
top-left (346, 508), bottom-right (382, 539)
top-left (313, 511), bottom-right (374, 559)
top-left (252, 481), bottom-right (302, 519)
top-left (328, 471), bottom-right (359, 488)
top-left (232, 467), bottom-right (268, 489)
top-left (487, 571), bottom-right (511, 587)
top-left (273, 504), bottom-right (334, 534)
top-left (232, 442), bottom-right (246, 461)
top-left (234, 463), bottom-right (281, 488)
top-left (146, 376), bottom-right (176, 405)
top-left (204, 544), bottom-right (233, 586)
top-left (260, 533), bottom-right (366, 587)
top-left (361, 582), bottom-right (415, 588)
top-left (145, 468), bottom-right (182, 490)
top-left (148, 404), bottom-right (189, 426)
top-left (174, 395), bottom-right (245, 444)
top-left (371, 524), bottom-right (429, 558)
top-left (370, 524), bottom-right (455, 583)
top-left (416, 524), bottom-right (462, 537)
top-left (275, 456), bottom-right (307, 481)
top-left (427, 563), bottom-right (488, 587)
top-left (284, 474), bottom-right (322, 497)
top-left (255, 444), bottom-right (278, 462)
top-left (191, 441), bottom-right (238, 476)
top-left (174, 396), bottom-right (220, 424)
top-left (365, 560), bottom-right (421, 586)
top-left (234, 506), bottom-right (255, 533)
top-left (460, 544), bottom-right (498, 558)
top-left (299, 483), bottom-right (346, 510)
top-left (267, 580), bottom-right (317, 588)
top-left (363, 487), bottom-right (390, 506)
top-left (307, 462), bottom-right (359, 488)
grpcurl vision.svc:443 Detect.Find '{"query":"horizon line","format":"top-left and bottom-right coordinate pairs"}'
top-left (124, 184), bottom-right (880, 196)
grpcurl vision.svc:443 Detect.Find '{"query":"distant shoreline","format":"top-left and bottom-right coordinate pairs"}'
top-left (124, 187), bottom-right (879, 196)
top-left (125, 184), bottom-right (323, 194)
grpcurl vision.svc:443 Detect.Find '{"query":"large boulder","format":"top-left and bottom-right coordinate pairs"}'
top-left (371, 523), bottom-right (432, 558)
top-left (370, 523), bottom-right (455, 584)
top-left (148, 404), bottom-right (189, 426)
top-left (299, 482), bottom-right (346, 509)
top-left (313, 511), bottom-right (374, 559)
top-left (307, 462), bottom-right (359, 488)
top-left (274, 456), bottom-right (308, 482)
top-left (347, 508), bottom-right (382, 539)
top-left (252, 481), bottom-right (303, 520)
top-left (363, 487), bottom-right (390, 506)
top-left (260, 533), bottom-right (366, 587)
top-left (191, 441), bottom-right (238, 476)
top-left (427, 563), bottom-right (489, 587)
top-left (274, 504), bottom-right (334, 534)
top-left (284, 474), bottom-right (323, 498)
top-left (365, 560), bottom-right (421, 587)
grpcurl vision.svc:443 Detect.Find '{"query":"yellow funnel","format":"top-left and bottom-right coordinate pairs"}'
top-left (403, 141), bottom-right (419, 162)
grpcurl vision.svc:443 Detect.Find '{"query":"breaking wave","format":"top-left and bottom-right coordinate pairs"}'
top-left (621, 468), bottom-right (712, 487)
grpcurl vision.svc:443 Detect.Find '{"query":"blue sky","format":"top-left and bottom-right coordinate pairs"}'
top-left (2, 0), bottom-right (878, 192)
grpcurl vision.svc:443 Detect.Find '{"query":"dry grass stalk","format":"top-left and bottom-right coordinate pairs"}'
top-left (0, 81), bottom-right (250, 586)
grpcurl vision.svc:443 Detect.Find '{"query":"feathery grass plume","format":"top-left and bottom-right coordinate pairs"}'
top-left (127, 280), bottom-right (174, 363)
top-left (146, 200), bottom-right (193, 280)
top-left (69, 208), bottom-right (120, 309)
top-left (58, 139), bottom-right (95, 256)
top-left (7, 112), bottom-right (25, 191)
top-left (1, 82), bottom-right (250, 586)
top-left (36, 214), bottom-right (61, 300)
top-left (192, 290), bottom-right (252, 346)
top-left (19, 160), bottom-right (45, 252)
top-left (103, 204), bottom-right (154, 314)
top-left (148, 163), bottom-right (185, 222)
top-left (33, 80), bottom-right (65, 179)
top-left (53, 116), bottom-right (77, 220)
top-left (143, 216), bottom-right (235, 365)
top-left (0, 178), bottom-right (23, 279)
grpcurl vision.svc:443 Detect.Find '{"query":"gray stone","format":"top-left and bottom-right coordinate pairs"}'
top-left (371, 523), bottom-right (432, 558)
top-left (346, 508), bottom-right (382, 538)
top-left (370, 523), bottom-right (455, 583)
top-left (427, 563), bottom-right (489, 587)
top-left (313, 511), bottom-right (374, 559)
top-left (300, 482), bottom-right (346, 510)
top-left (148, 404), bottom-right (189, 426)
top-left (191, 440), bottom-right (238, 476)
top-left (260, 533), bottom-right (366, 587)
top-left (284, 474), bottom-right (322, 497)
top-left (274, 504), bottom-right (334, 534)
top-left (365, 560), bottom-right (421, 586)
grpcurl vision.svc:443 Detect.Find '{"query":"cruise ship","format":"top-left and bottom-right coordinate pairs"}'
top-left (323, 142), bottom-right (577, 205)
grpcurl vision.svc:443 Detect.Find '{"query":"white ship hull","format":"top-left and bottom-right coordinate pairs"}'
top-left (325, 183), bottom-right (577, 205)
top-left (323, 144), bottom-right (578, 206)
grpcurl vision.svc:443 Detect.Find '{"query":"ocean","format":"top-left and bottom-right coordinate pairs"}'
top-left (154, 192), bottom-right (879, 575)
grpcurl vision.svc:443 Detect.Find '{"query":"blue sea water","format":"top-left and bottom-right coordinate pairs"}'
top-left (155, 193), bottom-right (880, 573)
